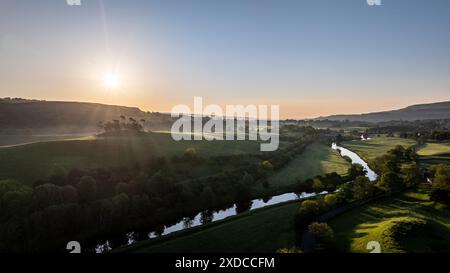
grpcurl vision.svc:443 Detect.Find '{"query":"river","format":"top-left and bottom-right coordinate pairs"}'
top-left (94, 143), bottom-right (377, 253)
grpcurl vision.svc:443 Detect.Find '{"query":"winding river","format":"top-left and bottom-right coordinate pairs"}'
top-left (94, 143), bottom-right (377, 253)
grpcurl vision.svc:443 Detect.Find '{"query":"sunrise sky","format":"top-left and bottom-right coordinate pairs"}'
top-left (1, 0), bottom-right (449, 118)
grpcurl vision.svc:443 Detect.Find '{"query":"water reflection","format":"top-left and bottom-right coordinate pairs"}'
top-left (332, 143), bottom-right (378, 181)
top-left (200, 210), bottom-right (213, 225)
top-left (235, 201), bottom-right (253, 214)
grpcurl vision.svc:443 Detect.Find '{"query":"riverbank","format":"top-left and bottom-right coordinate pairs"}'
top-left (115, 200), bottom-right (300, 253)
top-left (109, 143), bottom-right (377, 253)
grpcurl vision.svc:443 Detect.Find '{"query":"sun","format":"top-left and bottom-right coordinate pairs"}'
top-left (102, 72), bottom-right (121, 89)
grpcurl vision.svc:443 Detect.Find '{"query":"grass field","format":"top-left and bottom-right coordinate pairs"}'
top-left (417, 142), bottom-right (450, 156)
top-left (416, 142), bottom-right (450, 165)
top-left (119, 201), bottom-right (299, 253)
top-left (0, 132), bottom-right (262, 184)
top-left (341, 137), bottom-right (416, 163)
top-left (0, 134), bottom-right (94, 147)
top-left (329, 185), bottom-right (450, 253)
top-left (256, 143), bottom-right (350, 195)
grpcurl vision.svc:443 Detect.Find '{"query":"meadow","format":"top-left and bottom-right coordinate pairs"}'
top-left (0, 132), bottom-right (262, 184)
top-left (417, 142), bottom-right (450, 165)
top-left (341, 137), bottom-right (416, 163)
top-left (417, 142), bottom-right (450, 156)
top-left (256, 143), bottom-right (350, 195)
top-left (328, 184), bottom-right (450, 253)
top-left (0, 134), bottom-right (93, 147)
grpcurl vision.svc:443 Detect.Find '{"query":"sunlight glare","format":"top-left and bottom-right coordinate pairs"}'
top-left (102, 72), bottom-right (121, 90)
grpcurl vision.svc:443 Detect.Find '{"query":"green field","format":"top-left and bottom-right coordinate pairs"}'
top-left (342, 137), bottom-right (416, 163)
top-left (417, 142), bottom-right (450, 156)
top-left (0, 132), bottom-right (261, 184)
top-left (416, 142), bottom-right (450, 165)
top-left (119, 201), bottom-right (299, 253)
top-left (257, 143), bottom-right (350, 195)
top-left (329, 185), bottom-right (450, 253)
top-left (0, 134), bottom-right (94, 147)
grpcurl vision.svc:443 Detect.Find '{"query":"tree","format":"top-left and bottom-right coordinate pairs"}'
top-left (402, 163), bottom-right (421, 187)
top-left (347, 164), bottom-right (366, 180)
top-left (312, 178), bottom-right (324, 193)
top-left (377, 172), bottom-right (403, 193)
top-left (1, 188), bottom-right (32, 220)
top-left (200, 186), bottom-right (215, 207)
top-left (405, 147), bottom-right (418, 161)
top-left (308, 222), bottom-right (335, 252)
top-left (77, 176), bottom-right (97, 203)
top-left (432, 164), bottom-right (450, 190)
top-left (130, 194), bottom-right (153, 218)
top-left (389, 145), bottom-right (405, 160)
top-left (430, 164), bottom-right (450, 204)
top-left (61, 185), bottom-right (79, 204)
top-left (296, 200), bottom-right (320, 226)
top-left (112, 193), bottom-right (130, 220)
top-left (261, 160), bottom-right (274, 171)
top-left (323, 172), bottom-right (343, 191)
top-left (48, 165), bottom-right (67, 186)
top-left (336, 183), bottom-right (353, 203)
top-left (352, 176), bottom-right (375, 200)
top-left (235, 182), bottom-right (252, 202)
top-left (324, 194), bottom-right (338, 208)
top-left (184, 148), bottom-right (198, 160)
top-left (241, 172), bottom-right (255, 187)
top-left (32, 184), bottom-right (63, 210)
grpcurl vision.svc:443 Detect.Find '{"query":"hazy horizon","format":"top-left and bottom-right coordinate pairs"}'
top-left (1, 0), bottom-right (450, 119)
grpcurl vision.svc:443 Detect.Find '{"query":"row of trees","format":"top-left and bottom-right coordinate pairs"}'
top-left (98, 115), bottom-right (146, 133)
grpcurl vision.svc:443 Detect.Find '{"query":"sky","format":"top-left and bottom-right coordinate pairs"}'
top-left (0, 0), bottom-right (449, 119)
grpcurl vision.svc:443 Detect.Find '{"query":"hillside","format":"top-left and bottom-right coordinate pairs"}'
top-left (0, 98), bottom-right (172, 134)
top-left (317, 101), bottom-right (450, 122)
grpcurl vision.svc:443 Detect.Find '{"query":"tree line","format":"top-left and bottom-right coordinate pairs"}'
top-left (291, 145), bottom-right (434, 252)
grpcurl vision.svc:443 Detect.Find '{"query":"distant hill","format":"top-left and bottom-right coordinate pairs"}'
top-left (0, 98), bottom-right (172, 134)
top-left (317, 101), bottom-right (450, 122)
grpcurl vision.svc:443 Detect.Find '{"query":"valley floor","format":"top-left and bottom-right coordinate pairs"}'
top-left (341, 137), bottom-right (417, 163)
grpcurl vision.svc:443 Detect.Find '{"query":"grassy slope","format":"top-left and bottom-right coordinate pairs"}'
top-left (0, 132), bottom-right (261, 184)
top-left (417, 142), bottom-right (450, 156)
top-left (341, 137), bottom-right (416, 163)
top-left (417, 142), bottom-right (450, 165)
top-left (120, 201), bottom-right (299, 253)
top-left (0, 134), bottom-right (94, 147)
top-left (329, 185), bottom-right (450, 253)
top-left (257, 143), bottom-right (350, 195)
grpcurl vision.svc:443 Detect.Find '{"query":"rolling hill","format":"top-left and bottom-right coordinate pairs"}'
top-left (0, 98), bottom-right (172, 134)
top-left (317, 101), bottom-right (450, 122)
